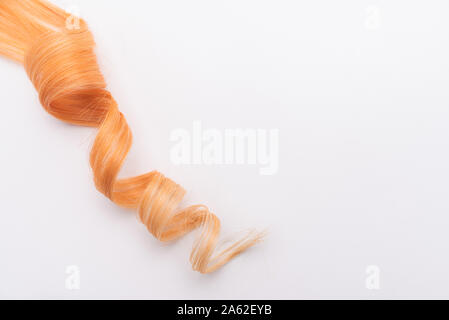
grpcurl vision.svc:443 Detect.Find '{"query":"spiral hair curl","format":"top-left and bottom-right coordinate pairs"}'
top-left (0, 0), bottom-right (264, 273)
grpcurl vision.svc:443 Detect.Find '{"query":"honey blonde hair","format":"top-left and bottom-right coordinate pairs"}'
top-left (0, 0), bottom-right (264, 273)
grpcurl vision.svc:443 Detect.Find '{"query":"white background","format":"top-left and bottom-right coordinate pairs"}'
top-left (1, 0), bottom-right (449, 299)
